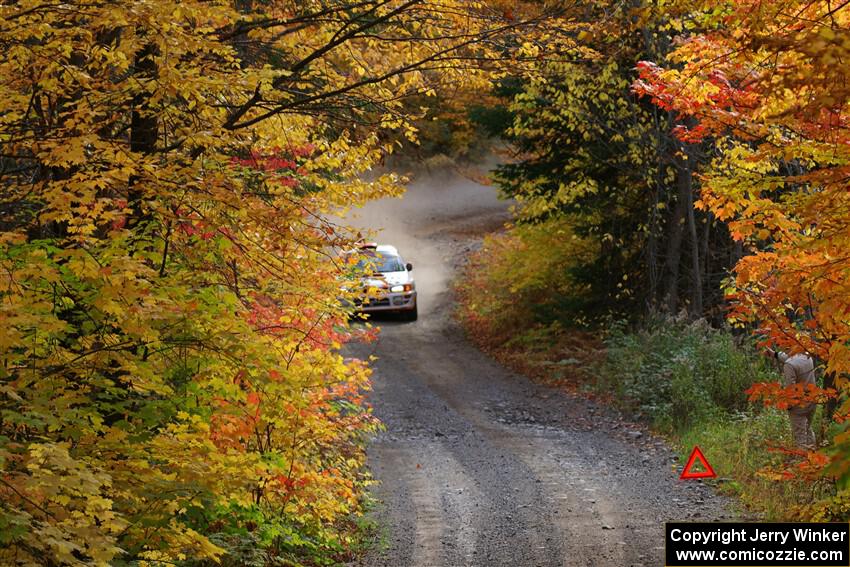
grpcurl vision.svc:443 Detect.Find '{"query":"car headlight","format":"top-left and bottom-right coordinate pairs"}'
top-left (390, 284), bottom-right (414, 293)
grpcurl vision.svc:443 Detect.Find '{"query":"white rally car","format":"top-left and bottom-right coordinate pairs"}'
top-left (348, 243), bottom-right (418, 321)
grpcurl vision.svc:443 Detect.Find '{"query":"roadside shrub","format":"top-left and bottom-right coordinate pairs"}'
top-left (456, 217), bottom-right (596, 345)
top-left (455, 217), bottom-right (602, 387)
top-left (598, 318), bottom-right (775, 432)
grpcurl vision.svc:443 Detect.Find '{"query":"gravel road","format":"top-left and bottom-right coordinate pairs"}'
top-left (345, 165), bottom-right (734, 567)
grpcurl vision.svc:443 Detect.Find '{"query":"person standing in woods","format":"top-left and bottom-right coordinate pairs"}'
top-left (765, 348), bottom-right (817, 450)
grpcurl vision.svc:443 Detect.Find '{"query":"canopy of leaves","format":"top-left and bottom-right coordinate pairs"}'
top-left (0, 1), bottom-right (551, 563)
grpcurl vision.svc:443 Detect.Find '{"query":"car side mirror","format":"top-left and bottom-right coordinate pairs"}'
top-left (406, 262), bottom-right (413, 271)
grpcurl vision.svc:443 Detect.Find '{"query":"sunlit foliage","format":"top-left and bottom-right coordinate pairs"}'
top-left (0, 1), bottom-right (545, 563)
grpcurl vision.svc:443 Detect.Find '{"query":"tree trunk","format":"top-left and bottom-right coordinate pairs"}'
top-left (682, 149), bottom-right (703, 316)
top-left (129, 42), bottom-right (159, 227)
top-left (647, 187), bottom-right (660, 312)
top-left (822, 371), bottom-right (839, 422)
top-left (663, 168), bottom-right (687, 313)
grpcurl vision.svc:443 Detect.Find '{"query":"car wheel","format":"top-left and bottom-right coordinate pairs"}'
top-left (403, 304), bottom-right (418, 322)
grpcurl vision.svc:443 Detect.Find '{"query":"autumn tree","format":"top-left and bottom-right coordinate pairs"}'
top-left (634, 0), bottom-right (850, 515)
top-left (0, 1), bottom-right (553, 563)
top-left (487, 0), bottom-right (735, 322)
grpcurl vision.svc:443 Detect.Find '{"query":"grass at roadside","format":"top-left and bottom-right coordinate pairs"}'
top-left (455, 221), bottom-right (835, 520)
top-left (675, 414), bottom-right (832, 519)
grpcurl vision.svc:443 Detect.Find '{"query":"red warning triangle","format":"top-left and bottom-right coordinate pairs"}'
top-left (680, 445), bottom-right (717, 480)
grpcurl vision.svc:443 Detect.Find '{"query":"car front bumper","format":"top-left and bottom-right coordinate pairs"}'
top-left (361, 290), bottom-right (417, 312)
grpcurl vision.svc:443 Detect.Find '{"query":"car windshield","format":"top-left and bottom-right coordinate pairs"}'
top-left (357, 252), bottom-right (404, 273)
